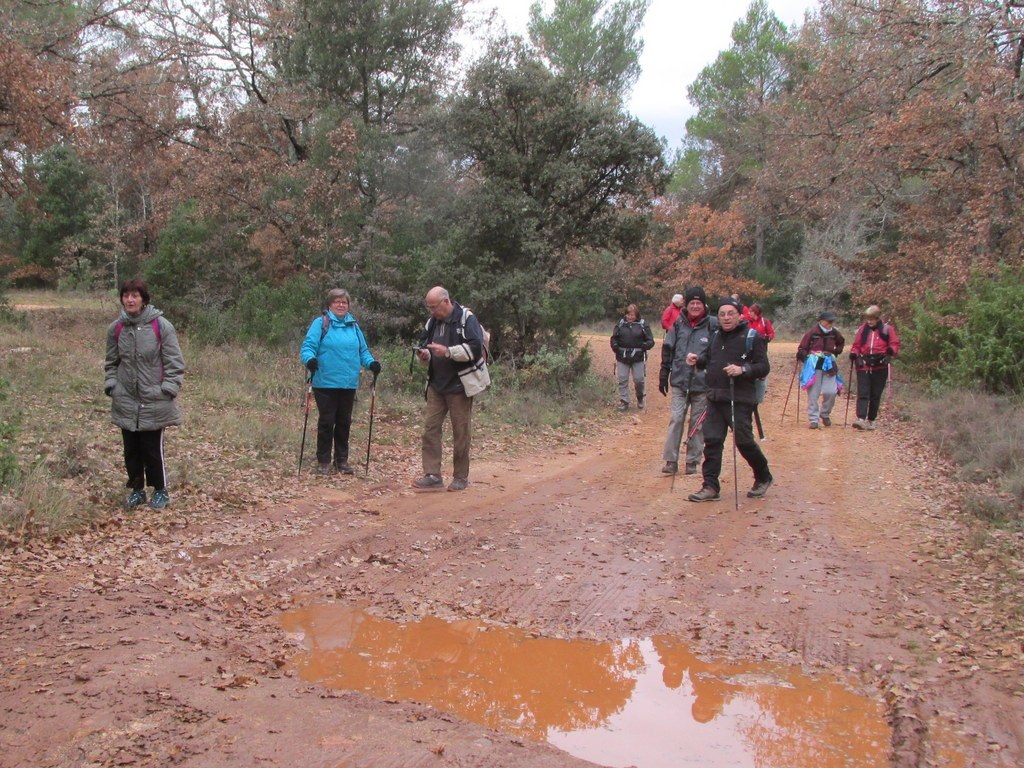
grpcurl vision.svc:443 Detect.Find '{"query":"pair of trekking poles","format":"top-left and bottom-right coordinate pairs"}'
top-left (780, 358), bottom-right (895, 427)
top-left (297, 372), bottom-right (378, 478)
top-left (673, 378), bottom-right (754, 511)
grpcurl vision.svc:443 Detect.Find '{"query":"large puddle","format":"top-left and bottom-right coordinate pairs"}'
top-left (280, 604), bottom-right (890, 767)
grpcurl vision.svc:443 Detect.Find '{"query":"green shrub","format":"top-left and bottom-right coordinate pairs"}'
top-left (905, 266), bottom-right (1024, 394)
top-left (0, 376), bottom-right (18, 487)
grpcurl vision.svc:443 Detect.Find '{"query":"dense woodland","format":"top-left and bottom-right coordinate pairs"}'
top-left (2, 0), bottom-right (1023, 387)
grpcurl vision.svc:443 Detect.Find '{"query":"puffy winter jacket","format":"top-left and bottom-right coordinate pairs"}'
top-left (610, 318), bottom-right (655, 363)
top-left (660, 312), bottom-right (717, 392)
top-left (104, 305), bottom-right (185, 432)
top-left (300, 310), bottom-right (376, 389)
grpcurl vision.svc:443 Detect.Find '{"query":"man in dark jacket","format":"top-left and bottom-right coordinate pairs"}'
top-left (659, 286), bottom-right (716, 475)
top-left (685, 297), bottom-right (773, 502)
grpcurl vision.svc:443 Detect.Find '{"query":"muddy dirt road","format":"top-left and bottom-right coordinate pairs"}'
top-left (2, 341), bottom-right (1022, 767)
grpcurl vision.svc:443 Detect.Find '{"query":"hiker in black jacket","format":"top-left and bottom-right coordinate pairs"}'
top-left (610, 303), bottom-right (655, 411)
top-left (685, 297), bottom-right (773, 502)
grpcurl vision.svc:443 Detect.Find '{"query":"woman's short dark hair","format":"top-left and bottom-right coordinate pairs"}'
top-left (120, 278), bottom-right (150, 305)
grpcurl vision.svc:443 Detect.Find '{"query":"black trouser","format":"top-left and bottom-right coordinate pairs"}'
top-left (700, 398), bottom-right (770, 493)
top-left (121, 428), bottom-right (166, 491)
top-left (856, 367), bottom-right (888, 421)
top-left (313, 388), bottom-right (356, 466)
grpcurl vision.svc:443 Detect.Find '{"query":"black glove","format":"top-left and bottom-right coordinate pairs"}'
top-left (885, 347), bottom-right (895, 357)
top-left (104, 385), bottom-right (114, 397)
top-left (658, 373), bottom-right (669, 396)
top-left (369, 361), bottom-right (382, 376)
top-left (305, 358), bottom-right (318, 373)
top-left (849, 352), bottom-right (857, 361)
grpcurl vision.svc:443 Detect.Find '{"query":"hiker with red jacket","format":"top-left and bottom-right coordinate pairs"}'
top-left (104, 279), bottom-right (185, 511)
top-left (661, 294), bottom-right (685, 331)
top-left (848, 305), bottom-right (900, 430)
top-left (796, 311), bottom-right (845, 429)
top-left (745, 304), bottom-right (774, 404)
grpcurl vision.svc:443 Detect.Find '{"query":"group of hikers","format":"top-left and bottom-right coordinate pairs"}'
top-left (610, 288), bottom-right (900, 503)
top-left (104, 277), bottom-right (897, 511)
top-left (105, 280), bottom-right (487, 510)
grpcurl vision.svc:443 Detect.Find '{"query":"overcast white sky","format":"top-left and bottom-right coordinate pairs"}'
top-left (465, 0), bottom-right (817, 151)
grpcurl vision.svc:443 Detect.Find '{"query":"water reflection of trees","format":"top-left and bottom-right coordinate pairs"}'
top-left (651, 636), bottom-right (889, 768)
top-left (280, 606), bottom-right (645, 740)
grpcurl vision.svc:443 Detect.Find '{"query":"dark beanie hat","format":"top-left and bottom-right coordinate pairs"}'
top-left (684, 286), bottom-right (707, 306)
top-left (718, 296), bottom-right (742, 312)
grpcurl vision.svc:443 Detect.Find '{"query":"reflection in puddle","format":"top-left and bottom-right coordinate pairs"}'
top-left (280, 604), bottom-right (890, 767)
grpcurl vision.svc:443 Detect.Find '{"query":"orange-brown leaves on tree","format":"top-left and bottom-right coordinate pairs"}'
top-left (642, 203), bottom-right (770, 302)
top-left (0, 34), bottom-right (74, 195)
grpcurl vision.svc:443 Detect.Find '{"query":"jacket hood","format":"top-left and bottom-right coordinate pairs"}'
top-left (120, 305), bottom-right (163, 325)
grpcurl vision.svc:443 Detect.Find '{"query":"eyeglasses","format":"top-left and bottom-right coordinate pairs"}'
top-left (425, 300), bottom-right (447, 310)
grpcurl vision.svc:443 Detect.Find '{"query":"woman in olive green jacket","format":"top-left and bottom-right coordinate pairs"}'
top-left (104, 279), bottom-right (185, 510)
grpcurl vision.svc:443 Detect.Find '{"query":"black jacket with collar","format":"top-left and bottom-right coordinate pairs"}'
top-left (696, 320), bottom-right (770, 405)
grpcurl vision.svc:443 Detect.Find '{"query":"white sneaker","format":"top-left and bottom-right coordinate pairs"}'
top-left (851, 419), bottom-right (866, 430)
top-left (866, 420), bottom-right (877, 431)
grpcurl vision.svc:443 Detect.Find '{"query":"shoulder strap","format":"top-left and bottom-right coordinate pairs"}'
top-left (115, 318), bottom-right (162, 348)
top-left (744, 328), bottom-right (757, 358)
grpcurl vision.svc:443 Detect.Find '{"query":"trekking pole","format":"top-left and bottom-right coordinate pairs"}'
top-left (298, 375), bottom-right (313, 478)
top-left (780, 362), bottom-right (798, 426)
top-left (364, 372), bottom-right (378, 476)
top-left (753, 406), bottom-right (765, 441)
top-left (672, 408), bottom-right (708, 493)
top-left (843, 359), bottom-right (855, 427)
top-left (887, 363), bottom-right (894, 405)
top-left (729, 377), bottom-right (739, 511)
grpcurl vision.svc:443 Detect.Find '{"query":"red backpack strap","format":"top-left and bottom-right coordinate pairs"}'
top-left (114, 320), bottom-right (124, 341)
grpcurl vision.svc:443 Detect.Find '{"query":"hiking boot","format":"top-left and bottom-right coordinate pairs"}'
top-left (747, 475), bottom-right (773, 498)
top-left (316, 463), bottom-right (334, 475)
top-left (866, 420), bottom-right (877, 431)
top-left (851, 419), bottom-right (867, 430)
top-left (688, 486), bottom-right (720, 503)
top-left (412, 474), bottom-right (443, 489)
top-left (448, 478), bottom-right (469, 492)
top-left (637, 397), bottom-right (646, 410)
top-left (336, 461), bottom-right (355, 475)
top-left (661, 461), bottom-right (678, 475)
top-left (125, 489), bottom-right (147, 509)
top-left (685, 463), bottom-right (698, 475)
top-left (821, 416), bottom-right (832, 427)
top-left (617, 400), bottom-right (629, 411)
top-left (808, 421), bottom-right (819, 429)
top-left (149, 489), bottom-right (170, 510)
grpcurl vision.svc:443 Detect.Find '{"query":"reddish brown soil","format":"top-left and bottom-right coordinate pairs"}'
top-left (2, 341), bottom-right (1022, 767)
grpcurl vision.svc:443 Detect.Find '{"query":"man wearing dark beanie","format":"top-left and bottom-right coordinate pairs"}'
top-left (659, 285), bottom-right (715, 475)
top-left (684, 296), bottom-right (773, 502)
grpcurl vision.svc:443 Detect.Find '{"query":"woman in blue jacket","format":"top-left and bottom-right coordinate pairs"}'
top-left (300, 288), bottom-right (381, 475)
